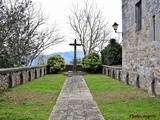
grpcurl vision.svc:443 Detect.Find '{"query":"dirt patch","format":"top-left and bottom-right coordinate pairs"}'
top-left (92, 90), bottom-right (152, 101)
top-left (0, 91), bottom-right (57, 103)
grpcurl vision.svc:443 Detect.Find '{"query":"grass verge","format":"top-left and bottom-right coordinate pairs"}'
top-left (84, 74), bottom-right (160, 120)
top-left (0, 74), bottom-right (66, 120)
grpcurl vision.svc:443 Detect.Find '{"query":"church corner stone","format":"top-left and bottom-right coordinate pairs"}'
top-left (122, 0), bottom-right (160, 95)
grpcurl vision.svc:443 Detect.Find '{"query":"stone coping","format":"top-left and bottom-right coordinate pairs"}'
top-left (0, 65), bottom-right (47, 74)
top-left (102, 65), bottom-right (122, 69)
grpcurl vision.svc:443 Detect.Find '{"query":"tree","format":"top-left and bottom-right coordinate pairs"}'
top-left (82, 52), bottom-right (102, 73)
top-left (68, 1), bottom-right (111, 56)
top-left (47, 55), bottom-right (66, 73)
top-left (36, 53), bottom-right (46, 65)
top-left (0, 0), bottom-right (64, 68)
top-left (101, 39), bottom-right (122, 65)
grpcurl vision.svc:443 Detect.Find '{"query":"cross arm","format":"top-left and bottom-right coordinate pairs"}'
top-left (69, 43), bottom-right (74, 46)
top-left (76, 44), bottom-right (82, 46)
top-left (69, 43), bottom-right (82, 46)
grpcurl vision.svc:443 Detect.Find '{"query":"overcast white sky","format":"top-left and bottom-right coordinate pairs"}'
top-left (32, 0), bottom-right (122, 54)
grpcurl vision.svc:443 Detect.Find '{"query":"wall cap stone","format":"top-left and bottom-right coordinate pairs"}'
top-left (0, 65), bottom-right (47, 74)
top-left (102, 65), bottom-right (122, 69)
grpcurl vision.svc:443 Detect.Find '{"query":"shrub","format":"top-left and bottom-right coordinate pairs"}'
top-left (82, 52), bottom-right (102, 73)
top-left (101, 39), bottom-right (122, 65)
top-left (47, 55), bottom-right (66, 73)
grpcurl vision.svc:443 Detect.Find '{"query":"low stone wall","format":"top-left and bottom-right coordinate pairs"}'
top-left (148, 69), bottom-right (160, 95)
top-left (0, 65), bottom-right (47, 90)
top-left (0, 64), bottom-right (83, 90)
top-left (102, 65), bottom-right (122, 80)
top-left (65, 64), bottom-right (83, 72)
top-left (102, 65), bottom-right (160, 95)
top-left (47, 64), bottom-right (83, 73)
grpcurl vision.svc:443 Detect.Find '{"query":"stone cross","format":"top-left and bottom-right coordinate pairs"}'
top-left (69, 39), bottom-right (82, 73)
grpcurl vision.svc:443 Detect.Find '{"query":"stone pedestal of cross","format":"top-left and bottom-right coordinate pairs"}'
top-left (69, 39), bottom-right (82, 74)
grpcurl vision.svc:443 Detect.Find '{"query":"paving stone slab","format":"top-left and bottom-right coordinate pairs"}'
top-left (48, 75), bottom-right (105, 120)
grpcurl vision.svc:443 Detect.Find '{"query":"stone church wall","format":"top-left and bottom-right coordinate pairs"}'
top-left (122, 0), bottom-right (160, 95)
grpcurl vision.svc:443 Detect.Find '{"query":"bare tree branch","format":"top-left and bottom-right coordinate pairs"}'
top-left (0, 0), bottom-right (64, 68)
top-left (68, 1), bottom-right (111, 56)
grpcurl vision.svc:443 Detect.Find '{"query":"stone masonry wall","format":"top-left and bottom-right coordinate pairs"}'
top-left (0, 65), bottom-right (47, 90)
top-left (102, 65), bottom-right (122, 81)
top-left (122, 0), bottom-right (160, 95)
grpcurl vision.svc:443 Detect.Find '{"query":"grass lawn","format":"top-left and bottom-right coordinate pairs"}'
top-left (84, 74), bottom-right (160, 120)
top-left (0, 74), bottom-right (66, 120)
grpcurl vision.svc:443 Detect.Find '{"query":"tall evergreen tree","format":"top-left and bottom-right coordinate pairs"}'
top-left (101, 39), bottom-right (122, 65)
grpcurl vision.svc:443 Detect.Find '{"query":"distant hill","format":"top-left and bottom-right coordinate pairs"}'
top-left (32, 51), bottom-right (84, 66)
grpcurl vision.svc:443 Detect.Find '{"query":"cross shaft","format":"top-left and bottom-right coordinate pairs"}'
top-left (69, 39), bottom-right (82, 73)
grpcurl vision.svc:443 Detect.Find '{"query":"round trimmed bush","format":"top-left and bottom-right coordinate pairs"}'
top-left (47, 55), bottom-right (66, 73)
top-left (82, 52), bottom-right (102, 73)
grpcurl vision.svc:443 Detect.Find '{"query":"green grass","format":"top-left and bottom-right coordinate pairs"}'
top-left (84, 74), bottom-right (160, 120)
top-left (84, 74), bottom-right (139, 92)
top-left (0, 74), bottom-right (66, 120)
top-left (13, 74), bottom-right (65, 93)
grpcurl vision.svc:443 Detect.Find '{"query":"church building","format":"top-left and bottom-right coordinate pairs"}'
top-left (122, 0), bottom-right (160, 95)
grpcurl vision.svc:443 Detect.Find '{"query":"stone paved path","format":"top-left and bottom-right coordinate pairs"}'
top-left (49, 75), bottom-right (105, 120)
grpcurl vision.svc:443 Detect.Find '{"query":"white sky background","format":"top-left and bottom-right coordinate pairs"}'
top-left (32, 0), bottom-right (122, 55)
